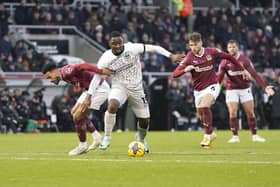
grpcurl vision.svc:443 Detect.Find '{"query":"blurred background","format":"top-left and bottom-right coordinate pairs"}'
top-left (0, 0), bottom-right (280, 134)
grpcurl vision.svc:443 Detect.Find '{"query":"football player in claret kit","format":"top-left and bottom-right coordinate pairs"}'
top-left (85, 31), bottom-right (184, 152)
top-left (42, 61), bottom-right (113, 155)
top-left (172, 32), bottom-right (251, 148)
top-left (218, 40), bottom-right (275, 143)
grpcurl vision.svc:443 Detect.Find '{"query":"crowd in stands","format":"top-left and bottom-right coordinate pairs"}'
top-left (0, 87), bottom-right (48, 133)
top-left (0, 1), bottom-right (279, 74)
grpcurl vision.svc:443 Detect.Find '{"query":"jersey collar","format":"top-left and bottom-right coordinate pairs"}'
top-left (194, 47), bottom-right (204, 58)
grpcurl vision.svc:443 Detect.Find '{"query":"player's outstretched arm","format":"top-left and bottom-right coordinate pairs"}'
top-left (217, 61), bottom-right (226, 84)
top-left (76, 63), bottom-right (114, 75)
top-left (145, 44), bottom-right (184, 63)
top-left (243, 59), bottom-right (275, 96)
top-left (82, 74), bottom-right (103, 111)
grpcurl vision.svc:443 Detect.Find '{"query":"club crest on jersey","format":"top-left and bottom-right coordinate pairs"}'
top-left (65, 67), bottom-right (73, 74)
top-left (124, 52), bottom-right (130, 58)
top-left (206, 55), bottom-right (212, 61)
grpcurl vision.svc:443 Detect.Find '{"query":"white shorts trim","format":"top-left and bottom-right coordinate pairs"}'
top-left (194, 84), bottom-right (221, 107)
top-left (226, 88), bottom-right (253, 103)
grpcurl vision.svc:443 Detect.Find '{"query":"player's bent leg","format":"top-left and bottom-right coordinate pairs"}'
top-left (242, 100), bottom-right (266, 142)
top-left (136, 118), bottom-right (150, 153)
top-left (198, 94), bottom-right (216, 148)
top-left (69, 118), bottom-right (88, 156)
top-left (72, 104), bottom-right (90, 123)
top-left (99, 100), bottom-right (119, 150)
top-left (85, 116), bottom-right (102, 152)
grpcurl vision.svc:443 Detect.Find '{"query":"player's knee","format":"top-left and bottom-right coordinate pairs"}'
top-left (229, 112), bottom-right (238, 118)
top-left (108, 99), bottom-right (120, 113)
top-left (72, 112), bottom-right (82, 123)
top-left (246, 111), bottom-right (255, 118)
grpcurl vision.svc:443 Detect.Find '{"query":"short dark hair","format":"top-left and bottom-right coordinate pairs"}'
top-left (109, 31), bottom-right (122, 40)
top-left (42, 61), bottom-right (57, 74)
top-left (189, 32), bottom-right (202, 42)
top-left (227, 39), bottom-right (239, 46)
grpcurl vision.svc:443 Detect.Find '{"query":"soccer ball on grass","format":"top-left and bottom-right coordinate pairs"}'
top-left (128, 141), bottom-right (145, 157)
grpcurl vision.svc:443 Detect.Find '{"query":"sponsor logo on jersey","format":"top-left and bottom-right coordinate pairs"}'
top-left (228, 70), bottom-right (242, 76)
top-left (124, 52), bottom-right (130, 58)
top-left (206, 55), bottom-right (212, 61)
top-left (194, 65), bottom-right (213, 72)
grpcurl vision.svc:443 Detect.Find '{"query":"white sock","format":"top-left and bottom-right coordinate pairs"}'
top-left (104, 111), bottom-right (116, 137)
top-left (92, 131), bottom-right (101, 140)
top-left (137, 126), bottom-right (148, 142)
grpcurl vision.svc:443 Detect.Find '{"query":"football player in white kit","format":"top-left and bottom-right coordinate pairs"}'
top-left (85, 31), bottom-right (184, 152)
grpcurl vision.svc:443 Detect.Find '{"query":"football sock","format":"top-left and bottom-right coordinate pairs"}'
top-left (247, 117), bottom-right (257, 135)
top-left (137, 126), bottom-right (149, 142)
top-left (79, 142), bottom-right (87, 147)
top-left (229, 117), bottom-right (238, 135)
top-left (201, 107), bottom-right (213, 135)
top-left (104, 111), bottom-right (116, 137)
top-left (75, 118), bottom-right (87, 142)
top-left (85, 117), bottom-right (96, 133)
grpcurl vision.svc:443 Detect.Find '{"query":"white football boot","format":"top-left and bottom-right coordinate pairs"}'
top-left (99, 136), bottom-right (111, 150)
top-left (227, 136), bottom-right (240, 143)
top-left (252, 135), bottom-right (266, 142)
top-left (68, 143), bottom-right (88, 156)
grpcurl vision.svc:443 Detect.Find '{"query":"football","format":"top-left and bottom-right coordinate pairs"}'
top-left (128, 141), bottom-right (145, 157)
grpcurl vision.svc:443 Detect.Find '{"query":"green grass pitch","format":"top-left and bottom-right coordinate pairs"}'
top-left (0, 130), bottom-right (279, 187)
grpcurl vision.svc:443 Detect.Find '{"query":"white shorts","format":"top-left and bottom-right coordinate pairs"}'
top-left (226, 88), bottom-right (253, 103)
top-left (194, 84), bottom-right (221, 107)
top-left (77, 81), bottom-right (110, 110)
top-left (108, 83), bottom-right (150, 118)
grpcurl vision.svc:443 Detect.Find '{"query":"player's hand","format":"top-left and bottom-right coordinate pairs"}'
top-left (241, 70), bottom-right (251, 81)
top-left (265, 85), bottom-right (275, 96)
top-left (184, 65), bottom-right (195, 72)
top-left (82, 93), bottom-right (91, 112)
top-left (102, 68), bottom-right (114, 76)
top-left (170, 54), bottom-right (185, 64)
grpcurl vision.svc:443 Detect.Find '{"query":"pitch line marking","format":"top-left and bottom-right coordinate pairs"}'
top-left (0, 156), bottom-right (279, 165)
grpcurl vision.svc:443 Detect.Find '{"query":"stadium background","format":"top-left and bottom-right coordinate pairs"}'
top-left (0, 0), bottom-right (280, 134)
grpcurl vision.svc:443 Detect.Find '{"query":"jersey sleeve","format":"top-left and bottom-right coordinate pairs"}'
top-left (243, 57), bottom-right (267, 89)
top-left (128, 43), bottom-right (145, 54)
top-left (74, 63), bottom-right (103, 74)
top-left (217, 60), bottom-right (227, 84)
top-left (87, 52), bottom-right (110, 94)
top-left (129, 43), bottom-right (172, 57)
top-left (214, 49), bottom-right (244, 70)
top-left (96, 52), bottom-right (110, 69)
top-left (144, 44), bottom-right (172, 57)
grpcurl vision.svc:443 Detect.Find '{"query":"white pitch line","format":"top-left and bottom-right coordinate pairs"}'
top-left (0, 151), bottom-right (275, 156)
top-left (0, 156), bottom-right (279, 165)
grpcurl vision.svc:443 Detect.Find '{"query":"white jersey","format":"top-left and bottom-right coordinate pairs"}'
top-left (88, 42), bottom-right (171, 94)
top-left (98, 43), bottom-right (143, 87)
